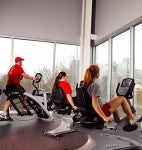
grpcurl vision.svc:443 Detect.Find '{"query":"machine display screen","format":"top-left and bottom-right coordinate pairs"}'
top-left (122, 79), bottom-right (133, 87)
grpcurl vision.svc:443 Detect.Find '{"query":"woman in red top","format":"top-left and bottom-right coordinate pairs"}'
top-left (53, 72), bottom-right (78, 110)
top-left (0, 57), bottom-right (35, 119)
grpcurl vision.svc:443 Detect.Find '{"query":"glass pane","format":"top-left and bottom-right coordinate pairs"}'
top-left (95, 41), bottom-right (109, 103)
top-left (0, 37), bottom-right (12, 110)
top-left (135, 23), bottom-right (142, 114)
top-left (13, 39), bottom-right (54, 74)
top-left (55, 44), bottom-right (80, 95)
top-left (0, 37), bottom-right (12, 76)
top-left (13, 39), bottom-right (54, 92)
top-left (55, 44), bottom-right (80, 68)
top-left (112, 30), bottom-right (130, 98)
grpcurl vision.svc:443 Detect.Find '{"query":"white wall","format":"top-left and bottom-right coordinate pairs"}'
top-left (0, 0), bottom-right (82, 44)
top-left (95, 0), bottom-right (142, 42)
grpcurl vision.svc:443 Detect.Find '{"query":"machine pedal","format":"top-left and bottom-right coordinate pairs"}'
top-left (0, 116), bottom-right (13, 121)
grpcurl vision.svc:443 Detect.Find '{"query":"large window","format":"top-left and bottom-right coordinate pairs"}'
top-left (55, 44), bottom-right (80, 68)
top-left (13, 39), bottom-right (54, 93)
top-left (112, 30), bottom-right (130, 98)
top-left (13, 39), bottom-right (54, 75)
top-left (135, 23), bottom-right (142, 113)
top-left (95, 41), bottom-right (109, 103)
top-left (0, 38), bottom-right (12, 109)
top-left (0, 38), bottom-right (12, 77)
top-left (55, 44), bottom-right (80, 95)
top-left (0, 37), bottom-right (80, 110)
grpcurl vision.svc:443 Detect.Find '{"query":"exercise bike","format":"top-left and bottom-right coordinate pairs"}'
top-left (116, 78), bottom-right (142, 132)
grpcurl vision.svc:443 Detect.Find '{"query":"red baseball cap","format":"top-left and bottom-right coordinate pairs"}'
top-left (15, 57), bottom-right (24, 62)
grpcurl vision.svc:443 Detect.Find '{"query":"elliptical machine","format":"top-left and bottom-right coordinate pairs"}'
top-left (25, 73), bottom-right (53, 118)
top-left (0, 73), bottom-right (53, 121)
top-left (0, 73), bottom-right (75, 137)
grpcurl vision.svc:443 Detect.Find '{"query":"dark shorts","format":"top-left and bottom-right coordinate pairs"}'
top-left (6, 84), bottom-right (26, 100)
top-left (102, 103), bottom-right (111, 117)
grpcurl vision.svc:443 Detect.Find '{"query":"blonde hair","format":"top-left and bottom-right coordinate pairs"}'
top-left (83, 65), bottom-right (99, 87)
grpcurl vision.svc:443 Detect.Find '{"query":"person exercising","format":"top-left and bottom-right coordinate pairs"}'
top-left (0, 57), bottom-right (35, 119)
top-left (52, 71), bottom-right (78, 111)
top-left (83, 65), bottom-right (141, 125)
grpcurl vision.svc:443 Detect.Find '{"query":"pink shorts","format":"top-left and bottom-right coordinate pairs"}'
top-left (102, 103), bottom-right (111, 117)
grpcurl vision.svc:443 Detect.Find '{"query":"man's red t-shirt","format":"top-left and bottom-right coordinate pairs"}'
top-left (7, 64), bottom-right (25, 85)
top-left (58, 81), bottom-right (72, 104)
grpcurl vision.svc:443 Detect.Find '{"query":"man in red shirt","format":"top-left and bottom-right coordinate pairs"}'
top-left (0, 57), bottom-right (35, 119)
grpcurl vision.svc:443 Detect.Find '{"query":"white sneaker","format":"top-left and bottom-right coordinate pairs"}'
top-left (130, 114), bottom-right (142, 125)
top-left (0, 112), bottom-right (8, 119)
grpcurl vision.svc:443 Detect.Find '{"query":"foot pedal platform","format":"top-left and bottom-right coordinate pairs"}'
top-left (42, 128), bottom-right (76, 137)
top-left (17, 111), bottom-right (33, 116)
top-left (42, 119), bottom-right (76, 137)
top-left (138, 116), bottom-right (142, 122)
top-left (0, 117), bottom-right (13, 121)
top-left (123, 116), bottom-right (142, 132)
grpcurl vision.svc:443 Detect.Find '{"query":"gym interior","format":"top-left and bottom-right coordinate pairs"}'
top-left (1, 0), bottom-right (142, 150)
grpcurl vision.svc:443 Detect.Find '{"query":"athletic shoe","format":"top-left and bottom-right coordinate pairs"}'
top-left (130, 114), bottom-right (142, 125)
top-left (0, 112), bottom-right (8, 119)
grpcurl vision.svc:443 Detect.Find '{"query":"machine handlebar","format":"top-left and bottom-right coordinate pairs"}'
top-left (34, 73), bottom-right (42, 83)
top-left (0, 73), bottom-right (42, 96)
